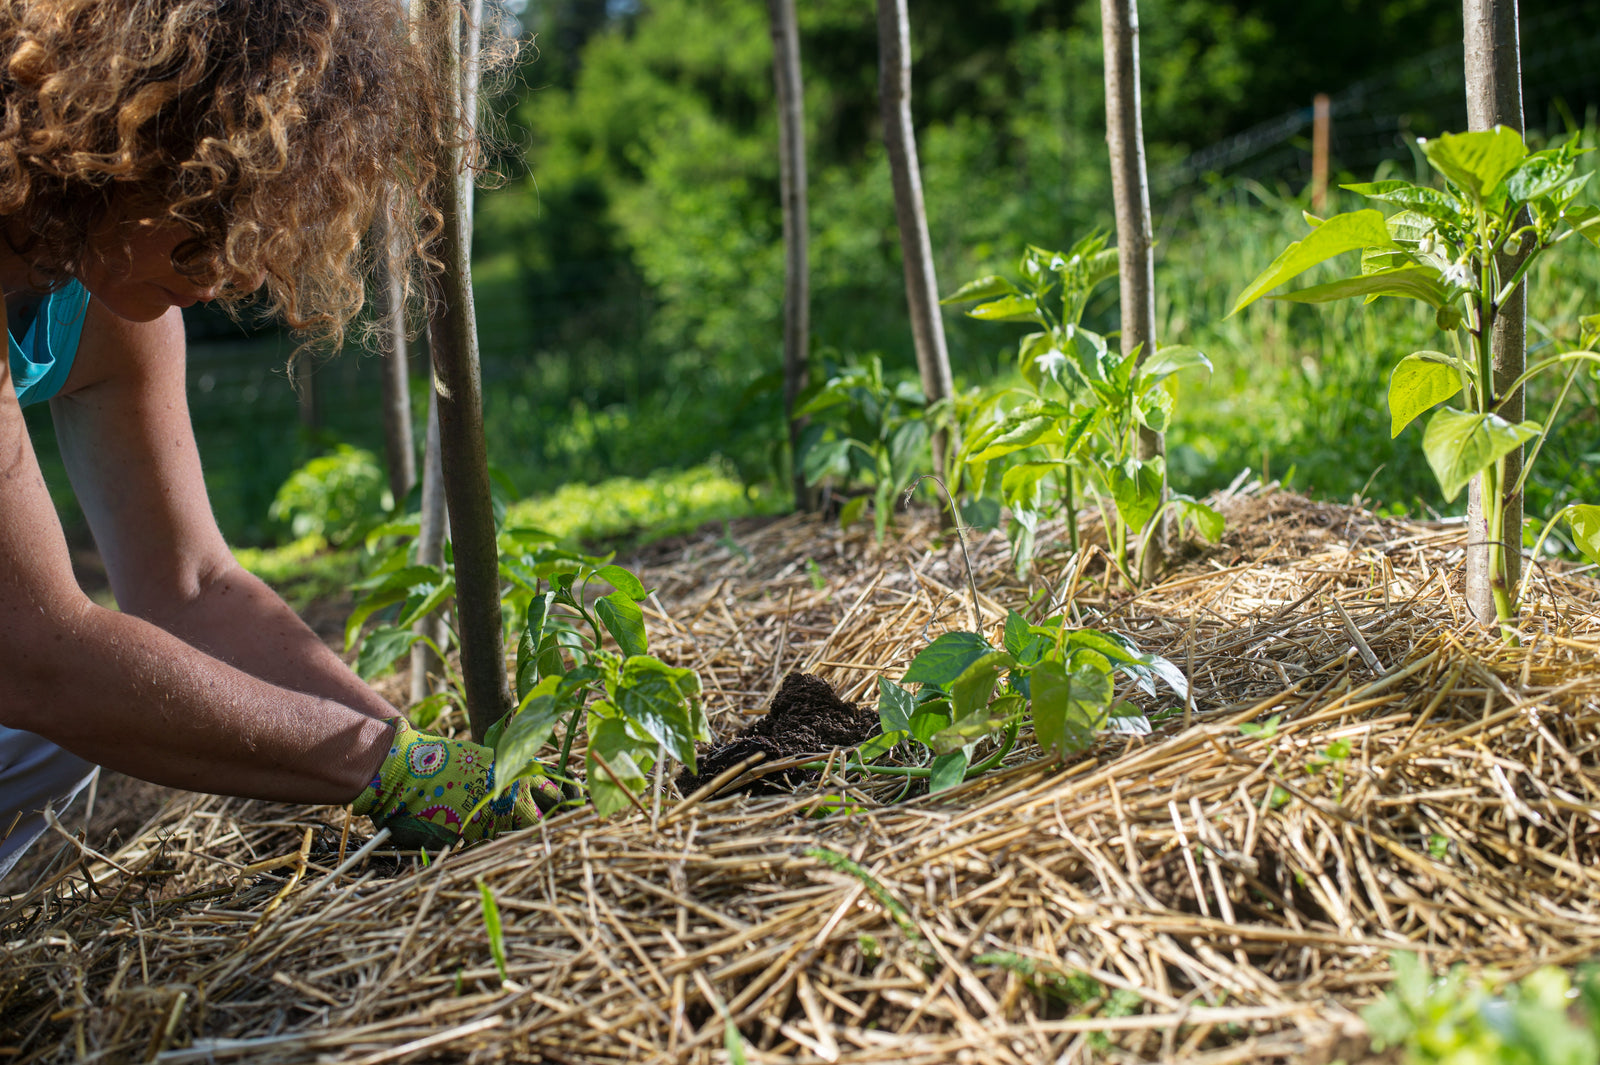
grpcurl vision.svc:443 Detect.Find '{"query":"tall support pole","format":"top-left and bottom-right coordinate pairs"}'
top-left (877, 0), bottom-right (953, 475)
top-left (1463, 0), bottom-right (1525, 628)
top-left (1100, 0), bottom-right (1165, 581)
top-left (426, 0), bottom-right (509, 742)
top-left (769, 0), bottom-right (811, 512)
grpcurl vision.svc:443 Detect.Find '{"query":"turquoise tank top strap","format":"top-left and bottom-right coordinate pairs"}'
top-left (7, 280), bottom-right (92, 409)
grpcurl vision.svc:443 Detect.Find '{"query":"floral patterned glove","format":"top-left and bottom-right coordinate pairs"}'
top-left (351, 717), bottom-right (562, 849)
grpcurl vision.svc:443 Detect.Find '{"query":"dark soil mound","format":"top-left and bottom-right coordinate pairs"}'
top-left (678, 672), bottom-right (879, 796)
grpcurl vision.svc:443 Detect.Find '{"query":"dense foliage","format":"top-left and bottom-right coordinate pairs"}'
top-left (476, 0), bottom-right (1471, 497)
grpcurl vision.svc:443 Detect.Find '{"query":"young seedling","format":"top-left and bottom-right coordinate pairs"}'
top-left (944, 236), bottom-right (1222, 580)
top-left (866, 610), bottom-right (1188, 790)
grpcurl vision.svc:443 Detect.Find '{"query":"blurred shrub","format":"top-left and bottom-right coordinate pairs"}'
top-left (268, 444), bottom-right (390, 547)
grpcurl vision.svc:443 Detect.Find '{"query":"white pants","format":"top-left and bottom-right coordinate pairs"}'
top-left (0, 725), bottom-right (97, 881)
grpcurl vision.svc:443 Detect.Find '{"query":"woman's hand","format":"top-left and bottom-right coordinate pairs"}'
top-left (351, 718), bottom-right (563, 848)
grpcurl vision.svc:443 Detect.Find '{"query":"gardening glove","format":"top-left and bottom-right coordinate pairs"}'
top-left (351, 717), bottom-right (563, 849)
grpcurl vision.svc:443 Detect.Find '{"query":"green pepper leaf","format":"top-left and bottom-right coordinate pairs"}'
top-left (1272, 265), bottom-right (1449, 309)
top-left (1388, 351), bottom-right (1465, 437)
top-left (1230, 210), bottom-right (1398, 315)
top-left (1108, 456), bottom-right (1165, 534)
top-left (903, 632), bottom-right (994, 689)
top-left (1030, 660), bottom-right (1113, 758)
top-left (928, 750), bottom-right (970, 793)
top-left (586, 717), bottom-right (649, 817)
top-left (1565, 505), bottom-right (1600, 567)
top-left (353, 625), bottom-right (422, 680)
top-left (1421, 407), bottom-right (1540, 502)
top-left (1422, 127), bottom-right (1527, 202)
top-left (877, 677), bottom-right (916, 733)
top-left (940, 275), bottom-right (1018, 304)
top-left (596, 590), bottom-right (648, 657)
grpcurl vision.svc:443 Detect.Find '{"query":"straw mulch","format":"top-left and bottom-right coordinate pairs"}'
top-left (5, 484), bottom-right (1600, 1064)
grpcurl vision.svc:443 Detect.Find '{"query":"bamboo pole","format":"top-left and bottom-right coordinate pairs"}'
top-left (1462, 0), bottom-right (1525, 629)
top-left (876, 0), bottom-right (953, 476)
top-left (1100, 0), bottom-right (1165, 581)
top-left (768, 0), bottom-right (812, 512)
top-left (424, 0), bottom-right (509, 741)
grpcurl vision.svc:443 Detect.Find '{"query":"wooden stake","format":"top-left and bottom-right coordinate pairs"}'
top-left (424, 0), bottom-right (510, 740)
top-left (768, 0), bottom-right (812, 512)
top-left (1100, 0), bottom-right (1165, 581)
top-left (1463, 0), bottom-right (1526, 629)
top-left (877, 0), bottom-right (954, 475)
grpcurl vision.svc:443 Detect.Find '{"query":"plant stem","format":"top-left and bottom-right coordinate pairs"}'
top-left (1064, 466), bottom-right (1080, 555)
top-left (1509, 358), bottom-right (1582, 499)
top-left (555, 701), bottom-right (587, 801)
top-left (963, 722), bottom-right (1019, 777)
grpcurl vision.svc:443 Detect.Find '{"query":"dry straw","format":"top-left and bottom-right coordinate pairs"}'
top-left (4, 483), bottom-right (1600, 1063)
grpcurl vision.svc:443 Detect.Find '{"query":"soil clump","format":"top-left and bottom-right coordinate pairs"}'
top-left (678, 671), bottom-right (878, 796)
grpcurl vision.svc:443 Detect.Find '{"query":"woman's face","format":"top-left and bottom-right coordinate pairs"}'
top-left (79, 208), bottom-right (259, 322)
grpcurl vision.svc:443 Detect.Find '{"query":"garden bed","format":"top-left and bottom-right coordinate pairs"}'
top-left (4, 483), bottom-right (1600, 1063)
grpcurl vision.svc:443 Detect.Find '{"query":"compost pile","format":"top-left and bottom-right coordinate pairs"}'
top-left (5, 482), bottom-right (1600, 1064)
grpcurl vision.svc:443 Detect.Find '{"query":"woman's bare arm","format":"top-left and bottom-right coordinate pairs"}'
top-left (0, 301), bottom-right (393, 802)
top-left (52, 303), bottom-right (398, 722)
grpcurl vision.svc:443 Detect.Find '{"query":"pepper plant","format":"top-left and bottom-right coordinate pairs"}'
top-left (861, 610), bottom-right (1187, 792)
top-left (944, 236), bottom-right (1222, 580)
top-left (346, 519), bottom-right (707, 816)
top-left (1231, 127), bottom-right (1600, 636)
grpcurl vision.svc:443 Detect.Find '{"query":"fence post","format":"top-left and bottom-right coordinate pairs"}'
top-left (1310, 93), bottom-right (1330, 212)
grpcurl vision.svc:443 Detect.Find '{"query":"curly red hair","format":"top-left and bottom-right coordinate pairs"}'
top-left (0, 0), bottom-right (457, 345)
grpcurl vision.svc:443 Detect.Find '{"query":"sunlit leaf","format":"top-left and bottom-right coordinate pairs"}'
top-left (1422, 127), bottom-right (1527, 201)
top-left (1136, 345), bottom-right (1212, 387)
top-left (1422, 408), bottom-right (1540, 502)
top-left (1108, 456), bottom-right (1165, 534)
top-left (1230, 210), bottom-right (1398, 315)
top-left (1388, 352), bottom-right (1465, 437)
top-left (940, 275), bottom-right (1018, 304)
top-left (1272, 266), bottom-right (1449, 309)
top-left (967, 294), bottom-right (1040, 322)
top-left (1565, 505), bottom-right (1600, 567)
top-left (903, 632), bottom-right (994, 689)
top-left (594, 564), bottom-right (648, 602)
top-left (1030, 660), bottom-right (1112, 758)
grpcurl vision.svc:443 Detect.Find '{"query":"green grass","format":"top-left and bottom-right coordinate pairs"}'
top-left (503, 462), bottom-right (783, 547)
top-left (237, 463), bottom-right (778, 598)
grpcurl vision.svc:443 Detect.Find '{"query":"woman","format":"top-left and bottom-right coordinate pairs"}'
top-left (0, 0), bottom-right (553, 878)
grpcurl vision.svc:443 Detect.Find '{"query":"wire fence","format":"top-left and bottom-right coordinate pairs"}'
top-left (1155, 2), bottom-right (1600, 193)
